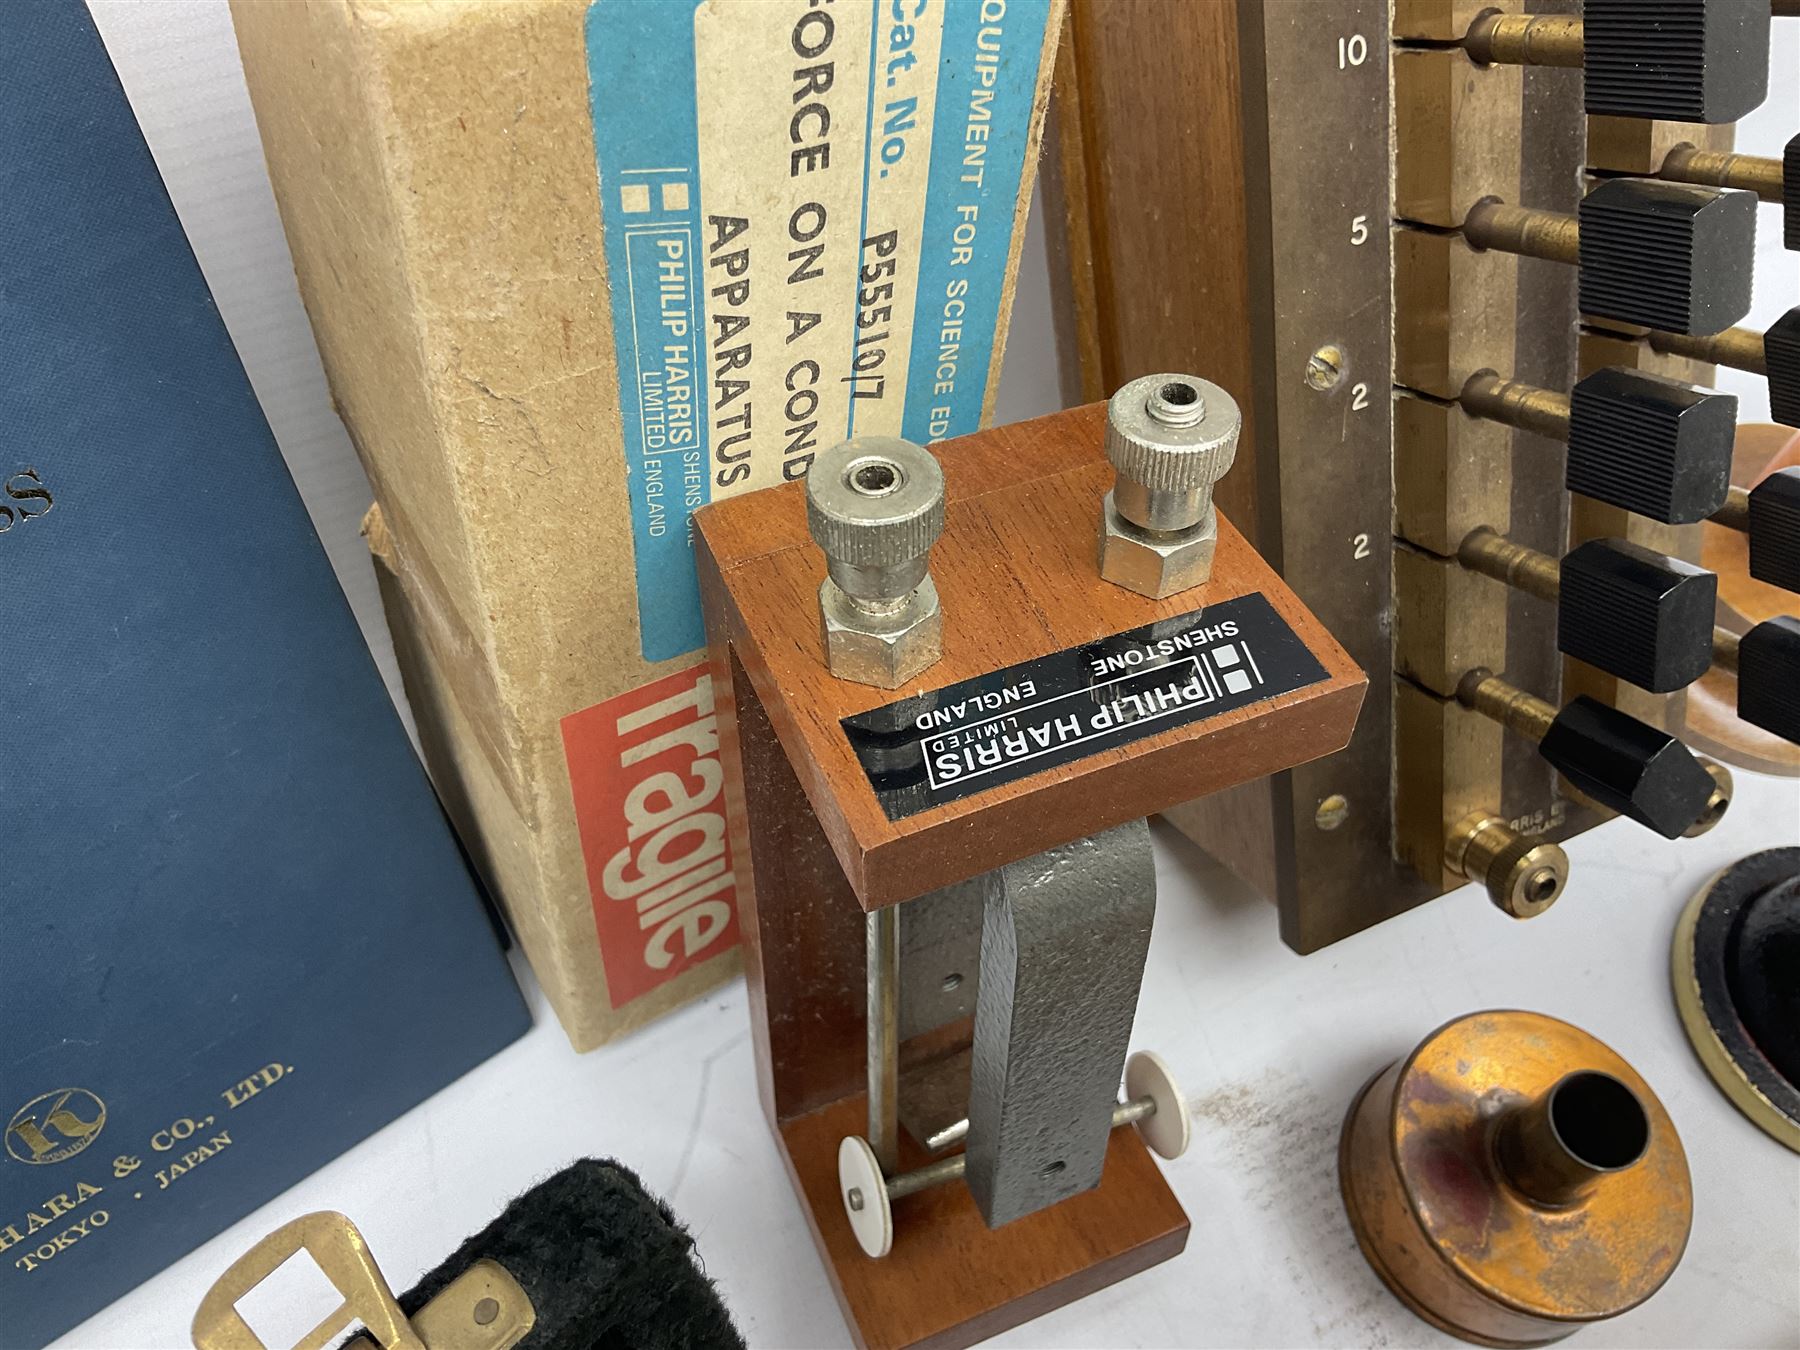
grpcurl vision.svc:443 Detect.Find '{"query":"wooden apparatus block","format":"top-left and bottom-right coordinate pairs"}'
top-left (782, 1095), bottom-right (1188, 1350)
top-left (697, 403), bottom-right (1365, 913)
top-left (1394, 48), bottom-right (1523, 228)
top-left (696, 403), bottom-right (1364, 1349)
top-left (1395, 228), bottom-right (1521, 400)
top-left (1395, 394), bottom-right (1514, 556)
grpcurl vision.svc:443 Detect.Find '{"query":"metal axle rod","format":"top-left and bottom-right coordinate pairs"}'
top-left (849, 1095), bottom-right (1157, 1213)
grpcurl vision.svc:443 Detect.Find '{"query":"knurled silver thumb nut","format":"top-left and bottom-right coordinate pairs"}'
top-left (807, 437), bottom-right (946, 604)
top-left (1106, 373), bottom-right (1241, 533)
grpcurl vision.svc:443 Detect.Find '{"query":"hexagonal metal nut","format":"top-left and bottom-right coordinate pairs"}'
top-left (1097, 491), bottom-right (1215, 599)
top-left (821, 576), bottom-right (943, 689)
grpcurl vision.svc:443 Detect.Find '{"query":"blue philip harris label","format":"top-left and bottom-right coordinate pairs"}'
top-left (586, 0), bottom-right (1057, 662)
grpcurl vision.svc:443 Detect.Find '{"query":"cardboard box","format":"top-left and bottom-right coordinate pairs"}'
top-left (235, 0), bottom-right (1064, 1047)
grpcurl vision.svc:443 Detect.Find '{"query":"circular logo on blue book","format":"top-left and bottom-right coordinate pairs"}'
top-left (6, 1088), bottom-right (106, 1166)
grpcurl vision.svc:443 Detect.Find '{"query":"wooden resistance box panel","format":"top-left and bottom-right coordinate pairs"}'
top-left (696, 402), bottom-right (1364, 1348)
top-left (1044, 0), bottom-right (1739, 950)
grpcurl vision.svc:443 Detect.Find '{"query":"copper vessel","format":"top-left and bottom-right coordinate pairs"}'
top-left (1340, 1010), bottom-right (1692, 1346)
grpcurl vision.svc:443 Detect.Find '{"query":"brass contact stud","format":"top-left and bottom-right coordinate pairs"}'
top-left (1631, 307), bottom-right (1800, 445)
top-left (1463, 12), bottom-right (1584, 69)
top-left (1659, 144), bottom-right (1785, 204)
top-left (1340, 1010), bottom-right (1693, 1347)
top-left (1457, 372), bottom-right (1571, 440)
top-left (1456, 527), bottom-right (1560, 604)
top-left (1714, 626), bottom-right (1742, 674)
top-left (1647, 323), bottom-right (1768, 377)
top-left (1712, 483), bottom-right (1751, 533)
top-left (1461, 201), bottom-right (1579, 269)
top-left (1445, 812), bottom-right (1568, 919)
top-left (1685, 760), bottom-right (1736, 839)
top-left (1456, 668), bottom-right (1555, 744)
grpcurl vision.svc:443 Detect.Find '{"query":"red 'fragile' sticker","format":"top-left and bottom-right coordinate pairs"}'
top-left (562, 661), bottom-right (738, 1007)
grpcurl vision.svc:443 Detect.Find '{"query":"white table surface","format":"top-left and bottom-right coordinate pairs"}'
top-left (63, 3), bottom-right (1800, 1346)
top-left (64, 770), bottom-right (1800, 1350)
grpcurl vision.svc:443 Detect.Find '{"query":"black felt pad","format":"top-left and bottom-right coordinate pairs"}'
top-left (391, 1159), bottom-right (745, 1350)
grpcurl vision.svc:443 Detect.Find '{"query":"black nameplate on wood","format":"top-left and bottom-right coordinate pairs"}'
top-left (843, 592), bottom-right (1329, 820)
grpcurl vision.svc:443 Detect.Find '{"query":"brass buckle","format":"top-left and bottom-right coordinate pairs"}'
top-left (191, 1212), bottom-right (534, 1350)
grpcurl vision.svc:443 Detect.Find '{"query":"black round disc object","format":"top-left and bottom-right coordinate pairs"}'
top-left (1674, 847), bottom-right (1800, 1150)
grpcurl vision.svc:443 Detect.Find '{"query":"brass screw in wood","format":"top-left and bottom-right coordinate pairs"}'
top-left (1314, 794), bottom-right (1350, 831)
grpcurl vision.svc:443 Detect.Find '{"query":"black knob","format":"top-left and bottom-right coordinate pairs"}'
top-left (1739, 617), bottom-right (1800, 745)
top-left (1768, 308), bottom-right (1800, 430)
top-left (1786, 133), bottom-right (1798, 252)
top-left (1579, 180), bottom-right (1757, 336)
top-left (1567, 368), bottom-right (1736, 523)
top-left (1582, 0), bottom-right (1770, 124)
top-left (1539, 696), bottom-right (1720, 839)
top-left (1750, 469), bottom-right (1800, 593)
top-left (1558, 540), bottom-right (1718, 692)
top-left (1463, 6), bottom-right (1771, 124)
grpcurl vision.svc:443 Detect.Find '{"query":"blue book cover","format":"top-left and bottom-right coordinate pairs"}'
top-left (0, 2), bottom-right (531, 1342)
